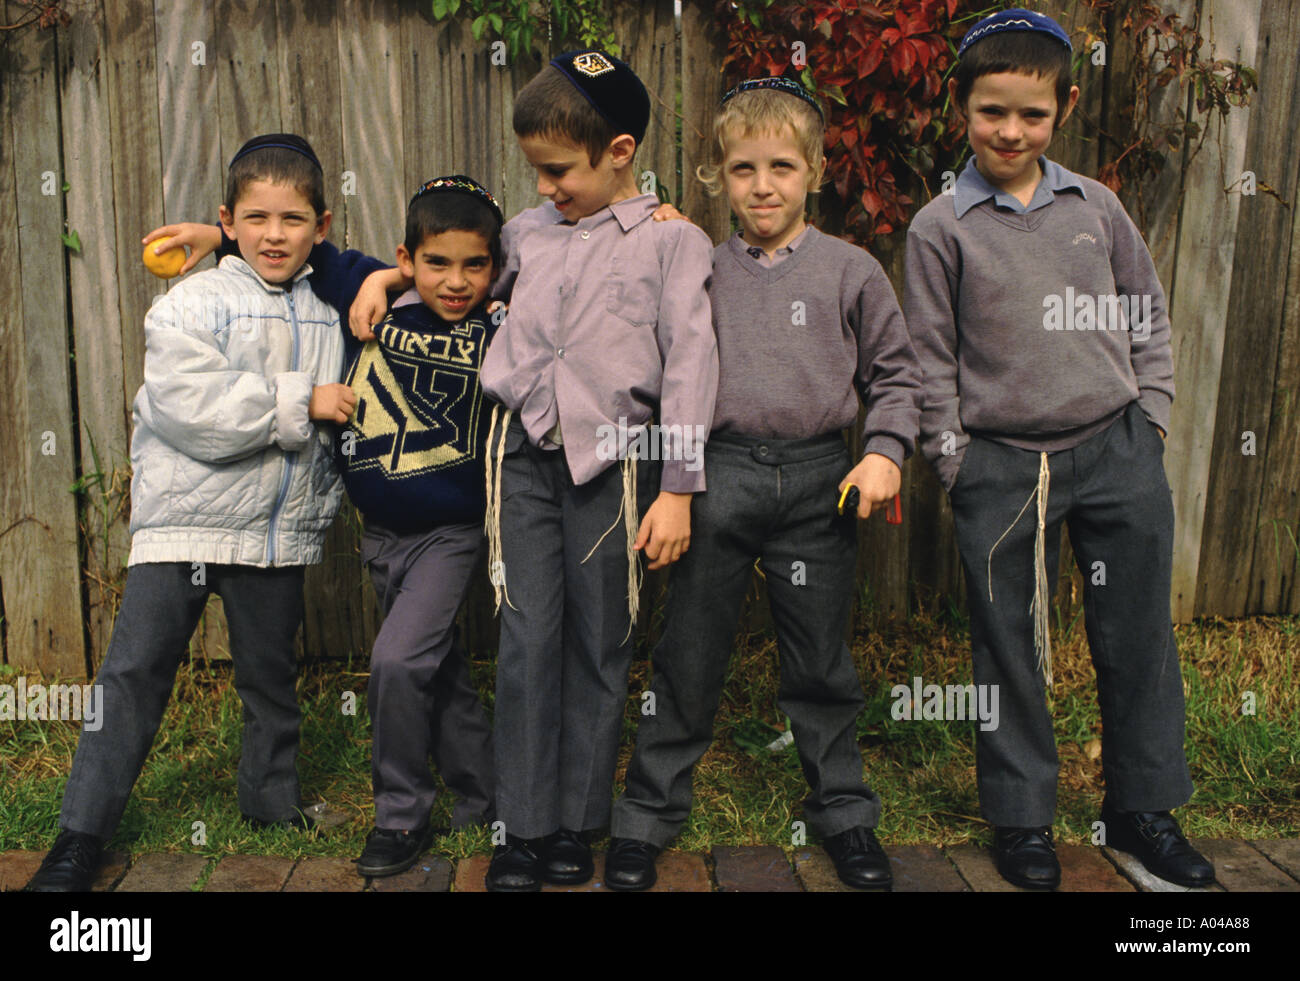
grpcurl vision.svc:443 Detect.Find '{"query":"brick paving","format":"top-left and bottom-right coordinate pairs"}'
top-left (3, 839), bottom-right (1297, 892)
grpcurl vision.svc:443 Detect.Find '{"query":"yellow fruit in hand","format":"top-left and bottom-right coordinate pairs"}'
top-left (143, 237), bottom-right (187, 278)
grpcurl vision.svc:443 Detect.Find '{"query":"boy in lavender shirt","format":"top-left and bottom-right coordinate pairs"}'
top-left (478, 50), bottom-right (718, 891)
top-left (903, 9), bottom-right (1213, 889)
top-left (606, 78), bottom-right (922, 891)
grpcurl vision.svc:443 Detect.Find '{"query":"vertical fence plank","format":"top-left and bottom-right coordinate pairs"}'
top-left (1162, 0), bottom-right (1259, 620)
top-left (1195, 0), bottom-right (1300, 616)
top-left (154, 0), bottom-right (221, 233)
top-left (60, 0), bottom-right (132, 667)
top-left (335, 0), bottom-right (405, 254)
top-left (214, 0), bottom-right (282, 164)
top-left (612, 0), bottom-right (679, 205)
top-left (1245, 67), bottom-right (1300, 613)
top-left (398, 0), bottom-right (446, 200)
top-left (275, 0), bottom-right (345, 199)
top-left (680, 0), bottom-right (730, 242)
top-left (1, 4), bottom-right (87, 675)
top-left (104, 0), bottom-right (165, 449)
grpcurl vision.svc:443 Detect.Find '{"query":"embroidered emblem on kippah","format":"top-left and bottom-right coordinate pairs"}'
top-left (572, 51), bottom-right (615, 77)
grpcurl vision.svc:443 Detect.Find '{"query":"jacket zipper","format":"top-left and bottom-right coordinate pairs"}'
top-left (266, 287), bottom-right (303, 564)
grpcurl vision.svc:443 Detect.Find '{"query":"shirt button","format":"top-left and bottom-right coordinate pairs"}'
top-left (758, 445), bottom-right (769, 457)
top-left (580, 230), bottom-right (591, 239)
top-left (557, 347), bottom-right (565, 358)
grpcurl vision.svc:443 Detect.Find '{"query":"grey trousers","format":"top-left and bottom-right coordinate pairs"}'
top-left (61, 562), bottom-right (306, 838)
top-left (612, 433), bottom-right (879, 848)
top-left (361, 520), bottom-right (494, 830)
top-left (949, 402), bottom-right (1194, 826)
top-left (493, 419), bottom-right (657, 840)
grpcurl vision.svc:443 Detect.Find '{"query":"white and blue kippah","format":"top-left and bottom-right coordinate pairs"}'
top-left (958, 8), bottom-right (1072, 57)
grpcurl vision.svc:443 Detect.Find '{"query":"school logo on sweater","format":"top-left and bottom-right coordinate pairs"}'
top-left (345, 316), bottom-right (487, 477)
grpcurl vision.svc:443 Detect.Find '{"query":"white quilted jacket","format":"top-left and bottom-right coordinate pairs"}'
top-left (127, 255), bottom-right (344, 567)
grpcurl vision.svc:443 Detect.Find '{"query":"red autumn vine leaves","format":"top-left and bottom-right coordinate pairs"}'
top-left (718, 0), bottom-right (981, 242)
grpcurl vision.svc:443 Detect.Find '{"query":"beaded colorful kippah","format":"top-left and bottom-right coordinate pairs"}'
top-left (721, 76), bottom-right (824, 122)
top-left (409, 174), bottom-right (504, 225)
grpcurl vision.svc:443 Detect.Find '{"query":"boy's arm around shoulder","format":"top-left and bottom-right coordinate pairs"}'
top-left (1103, 188), bottom-right (1174, 435)
top-left (902, 209), bottom-right (967, 490)
top-left (850, 251), bottom-right (923, 470)
top-left (653, 220), bottom-right (718, 493)
top-left (214, 227), bottom-right (389, 322)
top-left (137, 280), bottom-right (317, 463)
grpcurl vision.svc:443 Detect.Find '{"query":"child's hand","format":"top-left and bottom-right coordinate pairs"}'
top-left (350, 268), bottom-right (409, 341)
top-left (652, 201), bottom-right (689, 222)
top-left (634, 491), bottom-right (692, 570)
top-left (309, 383), bottom-right (357, 424)
top-left (839, 453), bottom-right (901, 519)
top-left (142, 223), bottom-right (223, 276)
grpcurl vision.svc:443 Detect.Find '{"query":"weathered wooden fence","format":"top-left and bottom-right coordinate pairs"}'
top-left (1, 0), bottom-right (1296, 678)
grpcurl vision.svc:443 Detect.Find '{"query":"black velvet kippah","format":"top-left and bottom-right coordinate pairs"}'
top-left (229, 133), bottom-right (323, 172)
top-left (409, 174), bottom-right (504, 226)
top-left (549, 49), bottom-right (650, 145)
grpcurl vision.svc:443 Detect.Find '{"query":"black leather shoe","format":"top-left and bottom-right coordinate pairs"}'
top-left (26, 830), bottom-right (103, 892)
top-left (542, 828), bottom-right (594, 885)
top-left (355, 825), bottom-right (433, 877)
top-left (485, 835), bottom-right (545, 892)
top-left (993, 827), bottom-right (1060, 889)
top-left (1100, 800), bottom-right (1215, 888)
top-left (823, 826), bottom-right (893, 889)
top-left (604, 837), bottom-right (660, 892)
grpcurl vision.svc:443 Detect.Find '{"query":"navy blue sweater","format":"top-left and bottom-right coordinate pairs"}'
top-left (217, 234), bottom-right (499, 530)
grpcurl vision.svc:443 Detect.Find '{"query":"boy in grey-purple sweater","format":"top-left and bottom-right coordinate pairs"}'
top-left (607, 77), bottom-right (922, 892)
top-left (903, 8), bottom-right (1214, 890)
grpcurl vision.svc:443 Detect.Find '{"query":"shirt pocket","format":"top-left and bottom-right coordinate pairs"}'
top-left (605, 256), bottom-right (660, 328)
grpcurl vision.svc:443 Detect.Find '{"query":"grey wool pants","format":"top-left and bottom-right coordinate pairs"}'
top-left (612, 432), bottom-right (880, 848)
top-left (949, 402), bottom-right (1194, 827)
top-left (61, 562), bottom-right (307, 839)
top-left (361, 520), bottom-right (495, 831)
top-left (491, 418), bottom-right (658, 840)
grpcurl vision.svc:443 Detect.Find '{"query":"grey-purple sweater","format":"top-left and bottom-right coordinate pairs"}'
top-left (903, 158), bottom-right (1175, 490)
top-left (708, 226), bottom-right (922, 468)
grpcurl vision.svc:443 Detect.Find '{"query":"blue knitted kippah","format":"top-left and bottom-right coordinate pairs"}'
top-left (958, 8), bottom-right (1072, 57)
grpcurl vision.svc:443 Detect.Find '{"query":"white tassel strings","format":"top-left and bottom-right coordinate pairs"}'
top-left (483, 404), bottom-right (516, 612)
top-left (986, 451), bottom-right (1053, 687)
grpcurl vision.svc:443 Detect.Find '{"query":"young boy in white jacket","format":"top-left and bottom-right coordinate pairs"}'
top-left (27, 134), bottom-right (352, 892)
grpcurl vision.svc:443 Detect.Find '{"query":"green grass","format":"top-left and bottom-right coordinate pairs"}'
top-left (2, 613), bottom-right (1297, 866)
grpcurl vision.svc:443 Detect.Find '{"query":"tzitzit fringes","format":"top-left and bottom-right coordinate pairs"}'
top-left (581, 453), bottom-right (641, 643)
top-left (483, 404), bottom-right (516, 613)
top-left (985, 451), bottom-right (1054, 687)
top-left (1029, 452), bottom-right (1053, 687)
top-left (622, 453), bottom-right (641, 641)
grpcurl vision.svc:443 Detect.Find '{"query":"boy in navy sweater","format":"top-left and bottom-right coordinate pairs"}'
top-left (143, 176), bottom-right (504, 876)
top-left (903, 9), bottom-right (1213, 889)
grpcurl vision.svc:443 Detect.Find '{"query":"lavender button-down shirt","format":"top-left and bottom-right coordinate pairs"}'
top-left (482, 193), bottom-right (719, 493)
